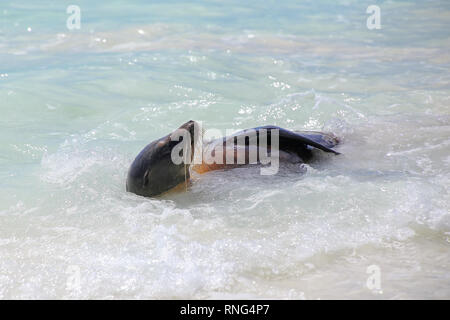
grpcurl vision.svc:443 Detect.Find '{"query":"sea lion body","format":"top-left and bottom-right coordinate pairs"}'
top-left (192, 125), bottom-right (339, 173)
top-left (126, 121), bottom-right (340, 197)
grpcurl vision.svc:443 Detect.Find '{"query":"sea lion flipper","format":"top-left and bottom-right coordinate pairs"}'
top-left (292, 131), bottom-right (340, 150)
top-left (257, 126), bottom-right (340, 155)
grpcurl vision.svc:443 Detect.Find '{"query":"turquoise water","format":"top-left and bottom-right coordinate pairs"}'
top-left (1, 0), bottom-right (449, 299)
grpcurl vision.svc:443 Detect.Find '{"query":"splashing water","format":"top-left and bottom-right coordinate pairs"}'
top-left (0, 0), bottom-right (449, 299)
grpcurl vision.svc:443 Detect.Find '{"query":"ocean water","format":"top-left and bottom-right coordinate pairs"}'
top-left (0, 0), bottom-right (449, 299)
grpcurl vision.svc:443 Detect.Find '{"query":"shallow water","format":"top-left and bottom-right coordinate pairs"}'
top-left (0, 0), bottom-right (449, 299)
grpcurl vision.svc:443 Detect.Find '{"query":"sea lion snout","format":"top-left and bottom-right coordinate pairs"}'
top-left (126, 120), bottom-right (196, 197)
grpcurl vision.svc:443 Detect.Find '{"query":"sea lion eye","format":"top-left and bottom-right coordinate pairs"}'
top-left (143, 170), bottom-right (150, 187)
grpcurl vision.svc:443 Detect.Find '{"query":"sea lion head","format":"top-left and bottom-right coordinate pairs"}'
top-left (126, 120), bottom-right (198, 197)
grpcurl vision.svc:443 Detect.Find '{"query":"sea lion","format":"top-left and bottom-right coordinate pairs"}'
top-left (126, 120), bottom-right (340, 197)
